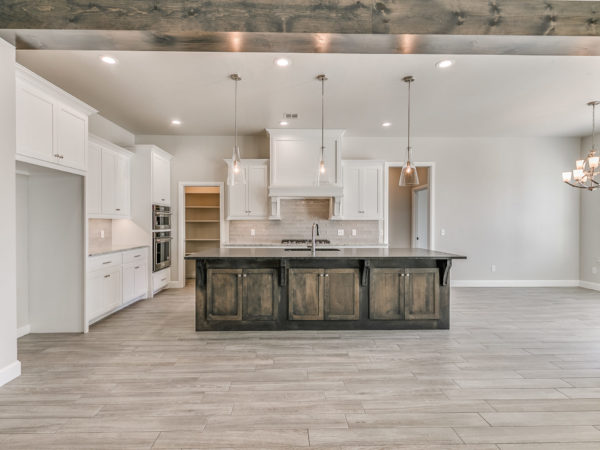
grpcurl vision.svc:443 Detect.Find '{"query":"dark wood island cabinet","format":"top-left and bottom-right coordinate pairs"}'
top-left (185, 248), bottom-right (465, 331)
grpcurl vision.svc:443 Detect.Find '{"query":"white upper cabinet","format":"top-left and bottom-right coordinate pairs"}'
top-left (88, 135), bottom-right (132, 219)
top-left (341, 161), bottom-right (384, 220)
top-left (15, 64), bottom-right (97, 175)
top-left (152, 152), bottom-right (171, 206)
top-left (226, 160), bottom-right (269, 220)
top-left (55, 104), bottom-right (87, 170)
top-left (16, 82), bottom-right (54, 162)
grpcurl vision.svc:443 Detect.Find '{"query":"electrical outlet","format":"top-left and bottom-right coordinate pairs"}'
top-left (337, 229), bottom-right (344, 236)
top-left (352, 229), bottom-right (357, 236)
top-left (250, 229), bottom-right (255, 236)
top-left (491, 264), bottom-right (496, 273)
top-left (440, 228), bottom-right (446, 236)
top-left (100, 229), bottom-right (105, 239)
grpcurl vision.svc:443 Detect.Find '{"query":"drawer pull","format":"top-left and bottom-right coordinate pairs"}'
top-left (102, 261), bottom-right (112, 265)
top-left (160, 277), bottom-right (167, 282)
top-left (134, 254), bottom-right (141, 258)
top-left (325, 274), bottom-right (329, 277)
top-left (115, 208), bottom-right (121, 211)
top-left (134, 266), bottom-right (140, 269)
top-left (243, 274), bottom-right (247, 278)
top-left (104, 274), bottom-right (111, 278)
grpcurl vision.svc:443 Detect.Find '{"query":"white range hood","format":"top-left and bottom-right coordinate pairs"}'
top-left (266, 129), bottom-right (344, 220)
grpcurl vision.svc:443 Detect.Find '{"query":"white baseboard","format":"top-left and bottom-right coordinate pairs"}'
top-left (16, 325), bottom-right (30, 338)
top-left (168, 281), bottom-right (184, 289)
top-left (579, 280), bottom-right (600, 291)
top-left (0, 360), bottom-right (21, 387)
top-left (451, 280), bottom-right (580, 288)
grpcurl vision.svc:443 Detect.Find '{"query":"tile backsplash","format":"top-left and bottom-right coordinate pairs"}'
top-left (228, 199), bottom-right (381, 245)
top-left (88, 219), bottom-right (112, 251)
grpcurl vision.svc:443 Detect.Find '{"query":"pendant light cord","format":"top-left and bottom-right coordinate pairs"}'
top-left (407, 78), bottom-right (411, 152)
top-left (234, 76), bottom-right (238, 150)
top-left (593, 102), bottom-right (596, 151)
top-left (321, 76), bottom-right (325, 159)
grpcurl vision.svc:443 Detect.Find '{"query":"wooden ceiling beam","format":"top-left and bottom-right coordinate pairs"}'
top-left (1, 1), bottom-right (600, 54)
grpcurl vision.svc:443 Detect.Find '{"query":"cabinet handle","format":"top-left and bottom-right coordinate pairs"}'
top-left (243, 274), bottom-right (247, 278)
top-left (325, 274), bottom-right (329, 277)
top-left (134, 255), bottom-right (141, 258)
top-left (60, 155), bottom-right (64, 159)
top-left (406, 273), bottom-right (410, 277)
top-left (134, 266), bottom-right (140, 269)
top-left (161, 277), bottom-right (167, 282)
top-left (102, 261), bottom-right (112, 265)
top-left (54, 153), bottom-right (60, 158)
top-left (115, 208), bottom-right (121, 211)
top-left (400, 273), bottom-right (405, 277)
top-left (237, 274), bottom-right (242, 278)
top-left (319, 274), bottom-right (324, 277)
top-left (104, 274), bottom-right (111, 278)
top-left (359, 210), bottom-right (365, 214)
top-left (161, 198), bottom-right (166, 201)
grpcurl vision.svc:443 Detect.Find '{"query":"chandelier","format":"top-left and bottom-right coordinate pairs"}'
top-left (562, 101), bottom-right (600, 191)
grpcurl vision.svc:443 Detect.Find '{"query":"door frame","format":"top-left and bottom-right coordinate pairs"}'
top-left (411, 184), bottom-right (430, 248)
top-left (384, 162), bottom-right (435, 250)
top-left (176, 181), bottom-right (225, 289)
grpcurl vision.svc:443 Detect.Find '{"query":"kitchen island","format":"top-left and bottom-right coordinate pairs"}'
top-left (185, 248), bottom-right (466, 331)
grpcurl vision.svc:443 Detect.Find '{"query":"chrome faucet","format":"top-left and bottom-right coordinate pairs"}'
top-left (311, 223), bottom-right (320, 256)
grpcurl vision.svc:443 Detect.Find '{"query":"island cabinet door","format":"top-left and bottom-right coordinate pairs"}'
top-left (288, 269), bottom-right (325, 320)
top-left (405, 268), bottom-right (440, 320)
top-left (324, 269), bottom-right (360, 320)
top-left (207, 269), bottom-right (243, 320)
top-left (242, 269), bottom-right (278, 321)
top-left (369, 268), bottom-right (405, 320)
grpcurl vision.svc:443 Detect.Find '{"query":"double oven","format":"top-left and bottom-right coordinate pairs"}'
top-left (152, 204), bottom-right (172, 272)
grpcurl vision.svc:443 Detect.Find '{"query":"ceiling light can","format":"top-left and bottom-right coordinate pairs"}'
top-left (436, 59), bottom-right (454, 69)
top-left (101, 55), bottom-right (118, 65)
top-left (275, 58), bottom-right (290, 67)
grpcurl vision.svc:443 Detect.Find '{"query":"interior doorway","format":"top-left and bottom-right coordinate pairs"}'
top-left (177, 182), bottom-right (224, 288)
top-left (385, 163), bottom-right (434, 250)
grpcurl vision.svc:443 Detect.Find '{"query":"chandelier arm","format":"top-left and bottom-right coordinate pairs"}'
top-left (564, 181), bottom-right (591, 189)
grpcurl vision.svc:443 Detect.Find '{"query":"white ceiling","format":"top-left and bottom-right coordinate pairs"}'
top-left (16, 50), bottom-right (600, 138)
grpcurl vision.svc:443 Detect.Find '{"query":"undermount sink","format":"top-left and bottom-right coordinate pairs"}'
top-left (284, 248), bottom-right (341, 252)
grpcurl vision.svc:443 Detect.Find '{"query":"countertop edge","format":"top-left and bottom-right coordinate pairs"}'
top-left (88, 245), bottom-right (150, 257)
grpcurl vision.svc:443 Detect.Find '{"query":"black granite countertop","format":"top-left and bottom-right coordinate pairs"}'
top-left (185, 248), bottom-right (466, 260)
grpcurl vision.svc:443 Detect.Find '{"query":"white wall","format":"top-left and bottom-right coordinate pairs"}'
top-left (0, 38), bottom-right (19, 386)
top-left (346, 137), bottom-right (581, 282)
top-left (89, 114), bottom-right (135, 148)
top-left (135, 135), bottom-right (268, 282)
top-left (16, 174), bottom-right (29, 333)
top-left (136, 134), bottom-right (580, 283)
top-left (578, 135), bottom-right (600, 286)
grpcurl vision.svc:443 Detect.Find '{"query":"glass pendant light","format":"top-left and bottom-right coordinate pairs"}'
top-left (399, 76), bottom-right (420, 186)
top-left (317, 74), bottom-right (327, 185)
top-left (227, 73), bottom-right (245, 186)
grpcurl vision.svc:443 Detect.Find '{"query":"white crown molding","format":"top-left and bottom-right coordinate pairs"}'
top-left (0, 361), bottom-right (21, 387)
top-left (89, 133), bottom-right (134, 158)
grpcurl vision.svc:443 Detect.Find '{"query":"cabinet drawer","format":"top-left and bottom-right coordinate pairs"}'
top-left (123, 248), bottom-right (148, 264)
top-left (88, 253), bottom-right (122, 272)
top-left (152, 267), bottom-right (170, 293)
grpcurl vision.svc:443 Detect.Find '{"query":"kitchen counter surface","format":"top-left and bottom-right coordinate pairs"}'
top-left (223, 244), bottom-right (390, 249)
top-left (186, 247), bottom-right (465, 260)
top-left (89, 244), bottom-right (149, 257)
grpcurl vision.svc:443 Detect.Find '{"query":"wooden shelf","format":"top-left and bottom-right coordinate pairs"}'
top-left (186, 206), bottom-right (219, 209)
top-left (186, 220), bottom-right (220, 223)
top-left (186, 238), bottom-right (220, 241)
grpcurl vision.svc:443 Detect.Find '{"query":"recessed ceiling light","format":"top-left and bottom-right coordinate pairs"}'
top-left (274, 58), bottom-right (290, 67)
top-left (436, 59), bottom-right (454, 69)
top-left (279, 121), bottom-right (289, 126)
top-left (171, 119), bottom-right (182, 125)
top-left (382, 122), bottom-right (392, 127)
top-left (100, 55), bottom-right (118, 65)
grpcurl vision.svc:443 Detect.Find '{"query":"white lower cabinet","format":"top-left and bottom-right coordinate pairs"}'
top-left (87, 248), bottom-right (149, 324)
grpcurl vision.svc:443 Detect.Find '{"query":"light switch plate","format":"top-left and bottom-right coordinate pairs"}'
top-left (352, 229), bottom-right (357, 236)
top-left (250, 229), bottom-right (255, 236)
top-left (100, 230), bottom-right (105, 239)
top-left (440, 229), bottom-right (446, 236)
top-left (337, 229), bottom-right (344, 236)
